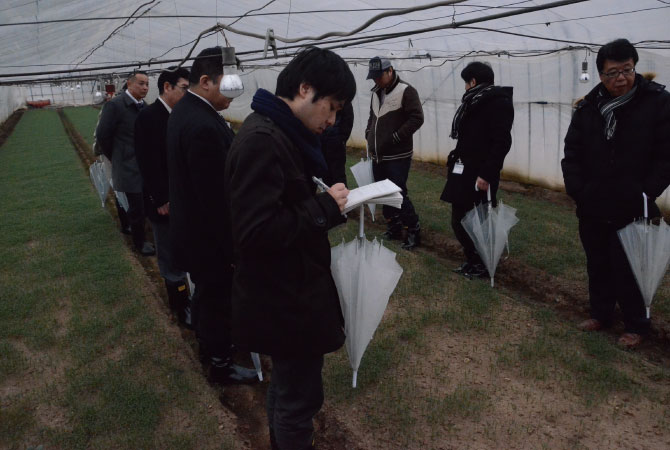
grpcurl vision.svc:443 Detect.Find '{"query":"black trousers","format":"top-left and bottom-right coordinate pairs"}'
top-left (372, 157), bottom-right (419, 228)
top-left (189, 268), bottom-right (233, 360)
top-left (451, 203), bottom-right (483, 265)
top-left (116, 192), bottom-right (147, 248)
top-left (267, 355), bottom-right (324, 450)
top-left (579, 218), bottom-right (650, 335)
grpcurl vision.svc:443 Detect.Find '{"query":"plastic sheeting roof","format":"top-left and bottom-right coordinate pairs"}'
top-left (0, 0), bottom-right (669, 83)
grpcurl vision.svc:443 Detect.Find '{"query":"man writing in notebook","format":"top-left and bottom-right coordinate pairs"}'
top-left (225, 47), bottom-right (355, 450)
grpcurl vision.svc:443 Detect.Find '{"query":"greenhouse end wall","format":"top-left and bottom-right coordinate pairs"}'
top-left (225, 50), bottom-right (670, 210)
top-left (0, 86), bottom-right (27, 125)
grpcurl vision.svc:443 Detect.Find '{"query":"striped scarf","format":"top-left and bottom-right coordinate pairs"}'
top-left (598, 84), bottom-right (637, 141)
top-left (450, 83), bottom-right (494, 139)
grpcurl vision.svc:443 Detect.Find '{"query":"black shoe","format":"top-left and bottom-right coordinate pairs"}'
top-left (452, 262), bottom-right (471, 274)
top-left (401, 224), bottom-right (420, 250)
top-left (382, 230), bottom-right (403, 240)
top-left (121, 225), bottom-right (132, 235)
top-left (165, 281), bottom-right (193, 328)
top-left (382, 216), bottom-right (403, 241)
top-left (208, 359), bottom-right (258, 385)
top-left (135, 242), bottom-right (155, 256)
top-left (464, 263), bottom-right (487, 279)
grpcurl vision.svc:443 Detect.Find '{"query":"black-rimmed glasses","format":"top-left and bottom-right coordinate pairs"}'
top-left (601, 68), bottom-right (635, 79)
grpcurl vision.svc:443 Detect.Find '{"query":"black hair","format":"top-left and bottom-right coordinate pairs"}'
top-left (157, 66), bottom-right (190, 94)
top-left (460, 62), bottom-right (494, 84)
top-left (596, 39), bottom-right (639, 73)
top-left (128, 70), bottom-right (148, 82)
top-left (189, 47), bottom-right (223, 84)
top-left (275, 47), bottom-right (356, 103)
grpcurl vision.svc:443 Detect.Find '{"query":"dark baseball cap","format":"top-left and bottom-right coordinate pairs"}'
top-left (367, 56), bottom-right (392, 80)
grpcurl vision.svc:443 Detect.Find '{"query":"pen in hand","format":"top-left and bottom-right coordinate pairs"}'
top-left (312, 176), bottom-right (330, 192)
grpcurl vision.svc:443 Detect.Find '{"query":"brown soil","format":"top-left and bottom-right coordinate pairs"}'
top-left (0, 108), bottom-right (25, 149)
top-left (50, 118), bottom-right (670, 449)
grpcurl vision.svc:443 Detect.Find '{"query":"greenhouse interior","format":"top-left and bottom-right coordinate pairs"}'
top-left (1, 1), bottom-right (670, 449)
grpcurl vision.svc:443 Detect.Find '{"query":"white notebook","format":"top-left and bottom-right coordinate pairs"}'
top-left (342, 179), bottom-right (403, 214)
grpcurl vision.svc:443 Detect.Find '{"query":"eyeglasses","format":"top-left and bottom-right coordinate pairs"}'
top-left (601, 68), bottom-right (635, 79)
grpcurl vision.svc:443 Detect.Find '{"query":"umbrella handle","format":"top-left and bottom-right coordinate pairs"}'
top-left (643, 192), bottom-right (648, 219)
top-left (487, 186), bottom-right (492, 203)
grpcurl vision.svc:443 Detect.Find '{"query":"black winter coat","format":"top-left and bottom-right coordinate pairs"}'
top-left (225, 112), bottom-right (346, 358)
top-left (134, 99), bottom-right (170, 222)
top-left (320, 102), bottom-right (354, 186)
top-left (441, 86), bottom-right (514, 207)
top-left (561, 74), bottom-right (670, 223)
top-left (167, 92), bottom-right (235, 276)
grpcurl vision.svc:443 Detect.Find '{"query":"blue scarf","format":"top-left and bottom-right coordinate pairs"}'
top-left (251, 88), bottom-right (328, 180)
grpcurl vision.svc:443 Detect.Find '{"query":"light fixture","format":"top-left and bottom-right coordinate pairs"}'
top-left (94, 91), bottom-right (102, 98)
top-left (579, 54), bottom-right (590, 83)
top-left (219, 47), bottom-right (244, 99)
top-left (76, 83), bottom-right (82, 89)
top-left (579, 61), bottom-right (590, 83)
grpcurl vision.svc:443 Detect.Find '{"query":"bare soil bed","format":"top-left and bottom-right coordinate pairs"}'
top-left (52, 117), bottom-right (670, 450)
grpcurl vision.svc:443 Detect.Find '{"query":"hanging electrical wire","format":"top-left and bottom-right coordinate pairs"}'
top-left (4, 0), bottom-right (670, 83)
top-left (0, 7), bottom-right (406, 27)
top-left (74, 0), bottom-right (160, 67)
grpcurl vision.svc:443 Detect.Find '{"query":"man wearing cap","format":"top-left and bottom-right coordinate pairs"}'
top-left (366, 56), bottom-right (424, 250)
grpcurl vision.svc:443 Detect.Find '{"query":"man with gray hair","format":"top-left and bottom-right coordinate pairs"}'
top-left (95, 71), bottom-right (154, 256)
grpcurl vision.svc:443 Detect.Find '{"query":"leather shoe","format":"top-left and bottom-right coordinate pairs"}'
top-left (464, 263), bottom-right (487, 279)
top-left (382, 229), bottom-right (403, 241)
top-left (577, 319), bottom-right (602, 332)
top-left (208, 361), bottom-right (258, 385)
top-left (121, 225), bottom-right (132, 235)
top-left (617, 333), bottom-right (642, 349)
top-left (401, 225), bottom-right (420, 250)
top-left (136, 242), bottom-right (156, 256)
top-left (452, 262), bottom-right (471, 274)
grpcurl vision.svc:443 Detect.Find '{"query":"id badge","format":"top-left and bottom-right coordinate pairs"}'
top-left (453, 161), bottom-right (464, 174)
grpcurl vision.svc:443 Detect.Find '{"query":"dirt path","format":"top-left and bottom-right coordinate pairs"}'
top-left (55, 118), bottom-right (670, 449)
top-left (0, 108), bottom-right (24, 149)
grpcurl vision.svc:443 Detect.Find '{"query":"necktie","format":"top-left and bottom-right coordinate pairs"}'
top-left (136, 101), bottom-right (145, 111)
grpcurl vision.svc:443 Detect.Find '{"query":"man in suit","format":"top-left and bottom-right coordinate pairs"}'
top-left (134, 67), bottom-right (192, 327)
top-left (167, 47), bottom-right (256, 384)
top-left (320, 101), bottom-right (354, 186)
top-left (95, 71), bottom-right (155, 256)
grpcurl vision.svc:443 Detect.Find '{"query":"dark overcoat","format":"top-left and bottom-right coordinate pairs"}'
top-left (225, 112), bottom-right (345, 358)
top-left (166, 92), bottom-right (235, 275)
top-left (320, 101), bottom-right (354, 186)
top-left (441, 86), bottom-right (514, 207)
top-left (134, 99), bottom-right (170, 222)
top-left (94, 92), bottom-right (143, 193)
top-left (562, 74), bottom-right (670, 223)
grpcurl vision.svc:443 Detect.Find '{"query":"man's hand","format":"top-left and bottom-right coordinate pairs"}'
top-left (476, 176), bottom-right (489, 191)
top-left (157, 202), bottom-right (169, 216)
top-left (327, 183), bottom-right (349, 212)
